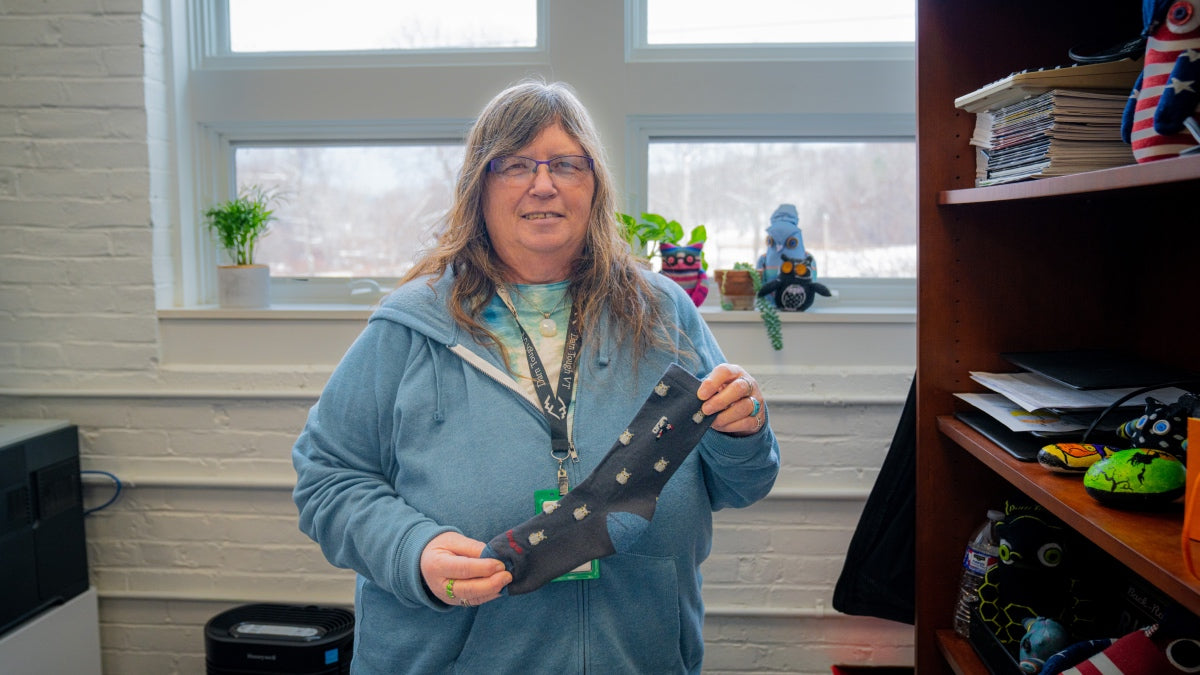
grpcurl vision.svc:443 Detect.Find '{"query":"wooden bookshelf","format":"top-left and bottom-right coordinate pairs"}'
top-left (939, 154), bottom-right (1200, 205)
top-left (936, 629), bottom-right (985, 675)
top-left (939, 416), bottom-right (1200, 616)
top-left (914, 2), bottom-right (1200, 673)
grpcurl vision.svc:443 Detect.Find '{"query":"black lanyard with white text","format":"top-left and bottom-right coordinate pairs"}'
top-left (512, 304), bottom-right (581, 496)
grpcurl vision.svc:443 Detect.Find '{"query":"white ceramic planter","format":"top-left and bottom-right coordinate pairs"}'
top-left (217, 265), bottom-right (270, 309)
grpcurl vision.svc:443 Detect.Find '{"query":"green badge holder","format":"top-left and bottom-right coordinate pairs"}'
top-left (534, 489), bottom-right (600, 582)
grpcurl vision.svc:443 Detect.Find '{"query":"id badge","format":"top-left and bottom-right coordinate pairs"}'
top-left (534, 489), bottom-right (600, 582)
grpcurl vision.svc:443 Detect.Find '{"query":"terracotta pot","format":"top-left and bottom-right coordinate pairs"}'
top-left (217, 264), bottom-right (270, 308)
top-left (714, 269), bottom-right (756, 310)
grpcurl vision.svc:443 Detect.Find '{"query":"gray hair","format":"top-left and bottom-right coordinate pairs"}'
top-left (404, 78), bottom-right (680, 365)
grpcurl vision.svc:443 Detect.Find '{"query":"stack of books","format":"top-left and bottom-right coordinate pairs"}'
top-left (955, 60), bottom-right (1142, 186)
top-left (970, 89), bottom-right (1134, 186)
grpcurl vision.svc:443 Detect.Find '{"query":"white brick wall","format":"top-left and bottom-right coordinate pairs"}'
top-left (0, 394), bottom-right (914, 674)
top-left (0, 2), bottom-right (916, 673)
top-left (0, 0), bottom-right (158, 393)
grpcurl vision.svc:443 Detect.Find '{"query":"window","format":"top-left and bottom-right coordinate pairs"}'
top-left (236, 144), bottom-right (463, 278)
top-left (227, 0), bottom-right (538, 52)
top-left (645, 0), bottom-right (914, 45)
top-left (647, 140), bottom-right (915, 277)
top-left (172, 1), bottom-right (914, 308)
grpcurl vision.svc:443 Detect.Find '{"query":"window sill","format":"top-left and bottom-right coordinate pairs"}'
top-left (159, 303), bottom-right (915, 322)
top-left (157, 304), bottom-right (915, 370)
top-left (698, 306), bottom-right (914, 323)
top-left (159, 304), bottom-right (377, 320)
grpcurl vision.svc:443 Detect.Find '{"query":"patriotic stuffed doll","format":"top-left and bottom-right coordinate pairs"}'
top-left (1041, 624), bottom-right (1200, 675)
top-left (1121, 0), bottom-right (1200, 161)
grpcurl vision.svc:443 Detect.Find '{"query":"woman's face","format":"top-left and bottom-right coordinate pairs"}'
top-left (483, 122), bottom-right (595, 284)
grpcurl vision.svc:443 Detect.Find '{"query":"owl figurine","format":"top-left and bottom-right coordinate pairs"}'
top-left (756, 203), bottom-right (805, 283)
top-left (659, 241), bottom-right (708, 307)
top-left (756, 252), bottom-right (831, 312)
top-left (1120, 0), bottom-right (1200, 162)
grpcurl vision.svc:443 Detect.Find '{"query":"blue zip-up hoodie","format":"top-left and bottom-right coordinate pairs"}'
top-left (293, 269), bottom-right (779, 674)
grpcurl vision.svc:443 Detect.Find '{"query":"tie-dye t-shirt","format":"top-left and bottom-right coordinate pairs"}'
top-left (484, 281), bottom-right (573, 405)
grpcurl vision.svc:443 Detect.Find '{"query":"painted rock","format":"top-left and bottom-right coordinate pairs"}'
top-left (1036, 443), bottom-right (1111, 473)
top-left (1082, 448), bottom-right (1185, 508)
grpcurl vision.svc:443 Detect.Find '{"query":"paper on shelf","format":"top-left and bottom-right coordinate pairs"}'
top-left (953, 59), bottom-right (1142, 113)
top-left (955, 392), bottom-right (1088, 433)
top-left (969, 371), bottom-right (1191, 412)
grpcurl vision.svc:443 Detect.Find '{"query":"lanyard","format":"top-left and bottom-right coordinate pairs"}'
top-left (509, 299), bottom-right (582, 496)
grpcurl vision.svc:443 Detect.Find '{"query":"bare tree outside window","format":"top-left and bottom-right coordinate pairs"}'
top-left (235, 145), bottom-right (462, 278)
top-left (234, 141), bottom-right (913, 280)
top-left (647, 0), bottom-right (914, 44)
top-left (647, 141), bottom-right (916, 277)
top-left (228, 0), bottom-right (537, 52)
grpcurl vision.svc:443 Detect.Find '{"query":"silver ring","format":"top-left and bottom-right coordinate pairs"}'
top-left (749, 396), bottom-right (761, 418)
top-left (754, 414), bottom-right (764, 432)
top-left (460, 598), bottom-right (472, 608)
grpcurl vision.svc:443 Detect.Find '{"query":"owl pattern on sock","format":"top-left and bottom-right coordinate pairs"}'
top-left (482, 363), bottom-right (715, 595)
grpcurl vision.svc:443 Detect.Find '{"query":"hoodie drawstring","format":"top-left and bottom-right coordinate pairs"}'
top-left (427, 337), bottom-right (445, 423)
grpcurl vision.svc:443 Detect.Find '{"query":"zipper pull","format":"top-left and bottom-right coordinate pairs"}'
top-left (568, 443), bottom-right (580, 463)
top-left (557, 460), bottom-right (569, 496)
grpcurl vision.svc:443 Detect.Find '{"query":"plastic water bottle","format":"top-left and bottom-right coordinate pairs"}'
top-left (952, 509), bottom-right (1003, 639)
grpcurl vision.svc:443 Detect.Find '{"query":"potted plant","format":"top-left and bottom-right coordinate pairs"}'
top-left (716, 262), bottom-right (782, 351)
top-left (714, 266), bottom-right (756, 310)
top-left (617, 211), bottom-right (707, 269)
top-left (204, 186), bottom-right (277, 308)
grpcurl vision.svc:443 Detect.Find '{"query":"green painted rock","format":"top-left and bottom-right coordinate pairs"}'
top-left (1082, 448), bottom-right (1186, 508)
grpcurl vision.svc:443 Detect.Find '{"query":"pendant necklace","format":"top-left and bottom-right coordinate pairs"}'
top-left (507, 284), bottom-right (570, 337)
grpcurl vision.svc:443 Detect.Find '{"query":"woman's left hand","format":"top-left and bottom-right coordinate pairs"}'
top-left (697, 363), bottom-right (768, 437)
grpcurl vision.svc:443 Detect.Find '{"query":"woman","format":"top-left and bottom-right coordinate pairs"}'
top-left (292, 79), bottom-right (779, 674)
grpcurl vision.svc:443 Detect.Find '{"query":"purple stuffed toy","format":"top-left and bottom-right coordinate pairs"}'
top-left (659, 241), bottom-right (708, 307)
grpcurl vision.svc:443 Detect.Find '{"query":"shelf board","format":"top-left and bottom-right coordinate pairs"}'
top-left (935, 629), bottom-right (986, 675)
top-left (939, 154), bottom-right (1200, 204)
top-left (937, 415), bottom-right (1200, 616)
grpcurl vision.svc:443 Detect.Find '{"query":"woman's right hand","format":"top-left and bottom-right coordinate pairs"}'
top-left (420, 532), bottom-right (512, 607)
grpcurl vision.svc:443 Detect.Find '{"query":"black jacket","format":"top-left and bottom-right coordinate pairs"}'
top-left (832, 377), bottom-right (916, 624)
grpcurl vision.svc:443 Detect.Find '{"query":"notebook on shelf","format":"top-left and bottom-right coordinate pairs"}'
top-left (1000, 349), bottom-right (1198, 391)
top-left (954, 58), bottom-right (1142, 113)
top-left (954, 409), bottom-right (1045, 462)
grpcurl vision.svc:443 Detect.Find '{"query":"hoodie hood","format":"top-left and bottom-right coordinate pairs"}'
top-left (367, 269), bottom-right (536, 419)
top-left (369, 270), bottom-right (463, 347)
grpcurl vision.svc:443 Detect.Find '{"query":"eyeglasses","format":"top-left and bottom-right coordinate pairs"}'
top-left (487, 155), bottom-right (594, 186)
top-left (664, 252), bottom-right (699, 266)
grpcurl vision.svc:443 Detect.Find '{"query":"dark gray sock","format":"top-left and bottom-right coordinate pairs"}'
top-left (482, 363), bottom-right (714, 595)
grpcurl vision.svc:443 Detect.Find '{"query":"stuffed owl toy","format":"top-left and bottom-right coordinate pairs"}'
top-left (756, 203), bottom-right (805, 283)
top-left (659, 241), bottom-right (708, 307)
top-left (756, 252), bottom-right (831, 312)
top-left (1120, 0), bottom-right (1200, 162)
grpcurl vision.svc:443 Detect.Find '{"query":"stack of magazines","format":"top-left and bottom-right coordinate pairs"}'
top-left (971, 89), bottom-right (1135, 186)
